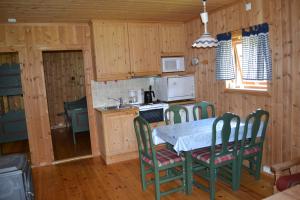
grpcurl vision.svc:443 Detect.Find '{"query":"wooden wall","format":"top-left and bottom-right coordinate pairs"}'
top-left (0, 52), bottom-right (18, 63)
top-left (185, 0), bottom-right (300, 165)
top-left (0, 24), bottom-right (100, 166)
top-left (43, 50), bottom-right (85, 128)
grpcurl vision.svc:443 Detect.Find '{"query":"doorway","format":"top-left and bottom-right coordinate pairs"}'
top-left (42, 50), bottom-right (91, 161)
top-left (0, 52), bottom-right (29, 156)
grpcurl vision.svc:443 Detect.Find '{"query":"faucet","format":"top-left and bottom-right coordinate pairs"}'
top-left (108, 97), bottom-right (124, 107)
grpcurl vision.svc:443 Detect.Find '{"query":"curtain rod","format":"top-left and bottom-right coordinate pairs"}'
top-left (222, 22), bottom-right (272, 36)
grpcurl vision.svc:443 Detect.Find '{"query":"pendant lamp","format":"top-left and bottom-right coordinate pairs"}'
top-left (192, 0), bottom-right (218, 48)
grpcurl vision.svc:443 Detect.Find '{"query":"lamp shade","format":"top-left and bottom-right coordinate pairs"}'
top-left (192, 0), bottom-right (218, 48)
top-left (192, 33), bottom-right (218, 48)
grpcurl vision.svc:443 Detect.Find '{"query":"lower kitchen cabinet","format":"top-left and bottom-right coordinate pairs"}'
top-left (96, 108), bottom-right (139, 164)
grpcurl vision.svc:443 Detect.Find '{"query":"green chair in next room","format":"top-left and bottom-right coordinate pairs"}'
top-left (193, 101), bottom-right (216, 120)
top-left (164, 105), bottom-right (189, 125)
top-left (133, 116), bottom-right (186, 200)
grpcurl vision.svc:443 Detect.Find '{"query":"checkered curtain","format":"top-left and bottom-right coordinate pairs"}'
top-left (215, 32), bottom-right (235, 80)
top-left (242, 23), bottom-right (272, 80)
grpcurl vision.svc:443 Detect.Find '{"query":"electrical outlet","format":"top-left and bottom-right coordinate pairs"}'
top-left (263, 166), bottom-right (272, 174)
top-left (8, 18), bottom-right (16, 23)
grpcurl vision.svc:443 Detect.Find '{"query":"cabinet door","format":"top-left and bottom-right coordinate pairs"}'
top-left (159, 23), bottom-right (185, 55)
top-left (104, 112), bottom-right (137, 156)
top-left (92, 20), bottom-right (131, 81)
top-left (128, 23), bottom-right (161, 76)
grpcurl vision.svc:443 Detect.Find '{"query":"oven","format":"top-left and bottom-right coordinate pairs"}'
top-left (136, 103), bottom-right (169, 123)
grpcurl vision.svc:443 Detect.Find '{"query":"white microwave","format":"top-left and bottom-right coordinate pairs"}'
top-left (161, 57), bottom-right (185, 72)
top-left (154, 75), bottom-right (195, 102)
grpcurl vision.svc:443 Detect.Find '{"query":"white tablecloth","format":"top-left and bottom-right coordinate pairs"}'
top-left (152, 118), bottom-right (262, 153)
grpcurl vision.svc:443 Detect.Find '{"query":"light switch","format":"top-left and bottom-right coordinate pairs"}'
top-left (245, 2), bottom-right (252, 11)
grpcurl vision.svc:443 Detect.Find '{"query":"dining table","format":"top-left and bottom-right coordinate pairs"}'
top-left (152, 117), bottom-right (263, 195)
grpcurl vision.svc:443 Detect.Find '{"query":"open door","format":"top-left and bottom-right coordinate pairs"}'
top-left (42, 50), bottom-right (91, 161)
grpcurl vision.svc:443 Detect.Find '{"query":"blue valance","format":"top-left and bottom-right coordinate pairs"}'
top-left (242, 23), bottom-right (269, 36)
top-left (217, 32), bottom-right (232, 41)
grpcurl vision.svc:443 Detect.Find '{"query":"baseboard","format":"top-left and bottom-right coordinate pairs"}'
top-left (52, 154), bottom-right (93, 165)
top-left (102, 151), bottom-right (138, 165)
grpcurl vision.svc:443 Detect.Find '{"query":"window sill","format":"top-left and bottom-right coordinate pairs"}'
top-left (224, 88), bottom-right (271, 97)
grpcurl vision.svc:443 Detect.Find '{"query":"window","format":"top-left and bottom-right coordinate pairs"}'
top-left (226, 32), bottom-right (268, 91)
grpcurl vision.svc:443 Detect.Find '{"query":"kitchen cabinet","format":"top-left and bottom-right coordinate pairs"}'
top-left (97, 108), bottom-right (138, 164)
top-left (91, 20), bottom-right (186, 81)
top-left (91, 20), bottom-right (131, 81)
top-left (159, 23), bottom-right (185, 56)
top-left (128, 23), bottom-right (161, 76)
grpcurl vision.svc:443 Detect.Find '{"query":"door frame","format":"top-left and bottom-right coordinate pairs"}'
top-left (38, 45), bottom-right (100, 163)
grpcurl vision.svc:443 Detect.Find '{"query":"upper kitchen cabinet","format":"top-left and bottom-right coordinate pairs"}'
top-left (91, 20), bottom-right (131, 81)
top-left (128, 23), bottom-right (161, 76)
top-left (159, 23), bottom-right (185, 56)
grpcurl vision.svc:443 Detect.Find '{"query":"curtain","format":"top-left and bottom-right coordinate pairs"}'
top-left (242, 23), bottom-right (272, 80)
top-left (215, 32), bottom-right (235, 80)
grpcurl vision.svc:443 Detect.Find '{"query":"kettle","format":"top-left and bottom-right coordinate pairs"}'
top-left (144, 85), bottom-right (155, 104)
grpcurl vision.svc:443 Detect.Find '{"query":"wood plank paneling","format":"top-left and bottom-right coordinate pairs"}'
top-left (43, 50), bottom-right (85, 128)
top-left (0, 0), bottom-right (238, 23)
top-left (185, 0), bottom-right (299, 165)
top-left (0, 24), bottom-right (99, 166)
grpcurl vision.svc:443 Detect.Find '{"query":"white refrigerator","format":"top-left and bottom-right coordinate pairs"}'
top-left (155, 75), bottom-right (195, 102)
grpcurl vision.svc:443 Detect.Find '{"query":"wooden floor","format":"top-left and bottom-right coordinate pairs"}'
top-left (33, 157), bottom-right (274, 200)
top-left (51, 128), bottom-right (92, 161)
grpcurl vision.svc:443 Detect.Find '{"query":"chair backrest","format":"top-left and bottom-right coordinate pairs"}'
top-left (69, 108), bottom-right (89, 133)
top-left (241, 109), bottom-right (269, 150)
top-left (134, 116), bottom-right (158, 165)
top-left (164, 105), bottom-right (189, 125)
top-left (211, 112), bottom-right (240, 165)
top-left (193, 101), bottom-right (215, 120)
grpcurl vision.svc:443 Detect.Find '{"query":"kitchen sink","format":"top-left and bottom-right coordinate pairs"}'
top-left (102, 104), bottom-right (133, 110)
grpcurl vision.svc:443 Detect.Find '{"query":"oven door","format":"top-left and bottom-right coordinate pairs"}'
top-left (139, 108), bottom-right (164, 123)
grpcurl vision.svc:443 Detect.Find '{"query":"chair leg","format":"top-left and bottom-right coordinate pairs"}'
top-left (255, 154), bottom-right (262, 180)
top-left (140, 161), bottom-right (147, 191)
top-left (209, 168), bottom-right (217, 200)
top-left (232, 160), bottom-right (239, 191)
top-left (154, 168), bottom-right (161, 200)
top-left (236, 157), bottom-right (243, 189)
top-left (72, 132), bottom-right (77, 144)
top-left (249, 158), bottom-right (254, 174)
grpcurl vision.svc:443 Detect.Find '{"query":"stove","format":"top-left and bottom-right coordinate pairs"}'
top-left (134, 102), bottom-right (169, 111)
top-left (133, 102), bottom-right (169, 123)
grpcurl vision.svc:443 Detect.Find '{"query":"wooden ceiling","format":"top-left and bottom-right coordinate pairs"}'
top-left (0, 0), bottom-right (238, 23)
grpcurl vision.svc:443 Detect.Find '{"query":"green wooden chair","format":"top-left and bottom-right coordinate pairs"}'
top-left (164, 105), bottom-right (189, 125)
top-left (133, 116), bottom-right (186, 200)
top-left (191, 113), bottom-right (240, 200)
top-left (236, 109), bottom-right (269, 187)
top-left (193, 101), bottom-right (216, 121)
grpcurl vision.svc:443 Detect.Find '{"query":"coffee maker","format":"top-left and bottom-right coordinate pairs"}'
top-left (128, 90), bottom-right (138, 104)
top-left (144, 85), bottom-right (155, 104)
